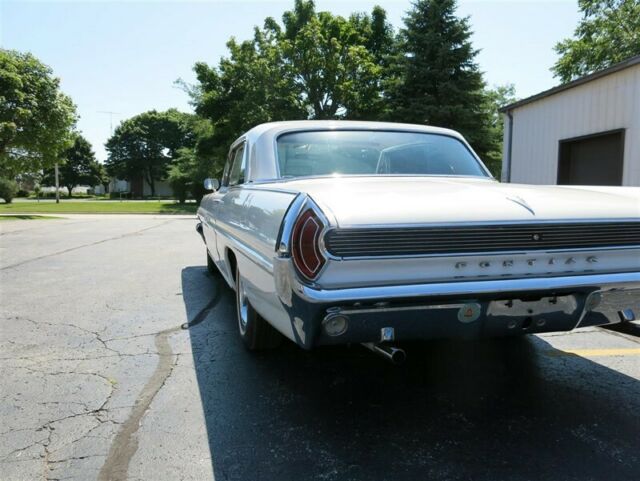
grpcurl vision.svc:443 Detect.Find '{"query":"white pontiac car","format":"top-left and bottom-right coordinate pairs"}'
top-left (197, 121), bottom-right (640, 361)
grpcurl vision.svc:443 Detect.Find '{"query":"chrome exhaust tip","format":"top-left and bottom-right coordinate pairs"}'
top-left (362, 342), bottom-right (406, 365)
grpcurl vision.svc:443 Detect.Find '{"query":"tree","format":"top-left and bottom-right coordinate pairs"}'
top-left (43, 135), bottom-right (101, 197)
top-left (552, 0), bottom-right (640, 82)
top-left (96, 163), bottom-right (110, 195)
top-left (105, 109), bottom-right (195, 197)
top-left (278, 1), bottom-right (392, 119)
top-left (168, 148), bottom-right (211, 204)
top-left (191, 0), bottom-right (394, 165)
top-left (481, 84), bottom-right (516, 177)
top-left (386, 0), bottom-right (497, 161)
top-left (167, 118), bottom-right (215, 203)
top-left (192, 28), bottom-right (306, 167)
top-left (0, 49), bottom-right (77, 178)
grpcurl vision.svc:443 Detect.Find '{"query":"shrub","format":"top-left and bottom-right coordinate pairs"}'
top-left (33, 191), bottom-right (58, 199)
top-left (16, 189), bottom-right (30, 197)
top-left (0, 178), bottom-right (18, 204)
top-left (169, 177), bottom-right (189, 204)
top-left (109, 191), bottom-right (131, 199)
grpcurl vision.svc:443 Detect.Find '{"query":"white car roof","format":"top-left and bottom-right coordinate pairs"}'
top-left (240, 120), bottom-right (465, 146)
top-left (233, 120), bottom-right (480, 183)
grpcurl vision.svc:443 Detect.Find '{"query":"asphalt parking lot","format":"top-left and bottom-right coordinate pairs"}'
top-left (1, 215), bottom-right (639, 481)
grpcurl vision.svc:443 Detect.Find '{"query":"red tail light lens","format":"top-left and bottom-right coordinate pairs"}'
top-left (291, 208), bottom-right (326, 280)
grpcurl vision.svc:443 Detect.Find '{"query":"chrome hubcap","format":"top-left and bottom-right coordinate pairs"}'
top-left (237, 277), bottom-right (249, 334)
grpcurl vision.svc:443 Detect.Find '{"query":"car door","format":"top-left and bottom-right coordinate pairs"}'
top-left (201, 152), bottom-right (230, 263)
top-left (210, 142), bottom-right (247, 273)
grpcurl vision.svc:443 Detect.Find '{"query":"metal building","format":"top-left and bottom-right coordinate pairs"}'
top-left (500, 55), bottom-right (640, 186)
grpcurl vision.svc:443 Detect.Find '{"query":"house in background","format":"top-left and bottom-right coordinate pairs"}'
top-left (500, 55), bottom-right (639, 186)
top-left (93, 177), bottom-right (173, 197)
top-left (39, 177), bottom-right (174, 197)
top-left (40, 186), bottom-right (92, 196)
top-left (128, 177), bottom-right (173, 197)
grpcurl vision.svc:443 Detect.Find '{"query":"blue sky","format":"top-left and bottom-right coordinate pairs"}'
top-left (1, 0), bottom-right (580, 161)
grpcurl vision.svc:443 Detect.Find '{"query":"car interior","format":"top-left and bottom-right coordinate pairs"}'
top-left (276, 131), bottom-right (486, 178)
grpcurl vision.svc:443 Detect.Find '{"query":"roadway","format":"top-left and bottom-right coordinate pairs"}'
top-left (1, 215), bottom-right (638, 480)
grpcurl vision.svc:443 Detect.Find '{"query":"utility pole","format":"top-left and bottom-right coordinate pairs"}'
top-left (54, 163), bottom-right (60, 203)
top-left (98, 111), bottom-right (121, 195)
top-left (98, 111), bottom-right (120, 136)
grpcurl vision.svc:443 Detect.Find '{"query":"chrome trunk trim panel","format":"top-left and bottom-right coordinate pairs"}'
top-left (325, 221), bottom-right (640, 258)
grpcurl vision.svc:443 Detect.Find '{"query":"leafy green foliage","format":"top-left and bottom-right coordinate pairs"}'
top-left (192, 27), bottom-right (305, 171)
top-left (105, 109), bottom-right (196, 197)
top-left (0, 49), bottom-right (77, 178)
top-left (189, 0), bottom-right (515, 178)
top-left (0, 178), bottom-right (18, 203)
top-left (43, 135), bottom-right (102, 197)
top-left (191, 0), bottom-right (395, 168)
top-left (552, 0), bottom-right (640, 82)
top-left (278, 2), bottom-right (392, 119)
top-left (167, 117), bottom-right (216, 203)
top-left (168, 148), bottom-right (201, 203)
top-left (95, 162), bottom-right (110, 193)
top-left (481, 84), bottom-right (516, 177)
top-left (386, 0), bottom-right (497, 163)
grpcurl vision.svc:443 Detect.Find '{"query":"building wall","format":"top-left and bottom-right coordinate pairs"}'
top-left (109, 179), bottom-right (130, 193)
top-left (502, 64), bottom-right (639, 186)
top-left (143, 180), bottom-right (173, 197)
top-left (107, 178), bottom-right (173, 197)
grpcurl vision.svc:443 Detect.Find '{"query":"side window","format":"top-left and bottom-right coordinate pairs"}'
top-left (221, 157), bottom-right (232, 187)
top-left (228, 144), bottom-right (246, 186)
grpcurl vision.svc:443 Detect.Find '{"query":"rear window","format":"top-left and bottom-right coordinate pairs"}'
top-left (276, 130), bottom-right (488, 178)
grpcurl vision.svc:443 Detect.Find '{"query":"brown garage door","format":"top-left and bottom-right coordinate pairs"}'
top-left (557, 130), bottom-right (624, 185)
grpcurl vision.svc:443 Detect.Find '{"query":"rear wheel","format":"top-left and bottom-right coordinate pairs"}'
top-left (235, 266), bottom-right (282, 350)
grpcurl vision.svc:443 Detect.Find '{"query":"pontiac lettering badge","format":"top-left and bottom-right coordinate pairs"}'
top-left (453, 255), bottom-right (599, 270)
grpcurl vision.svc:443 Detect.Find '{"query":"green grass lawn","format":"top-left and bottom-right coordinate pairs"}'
top-left (0, 201), bottom-right (198, 215)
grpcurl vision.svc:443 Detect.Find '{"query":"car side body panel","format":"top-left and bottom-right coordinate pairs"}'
top-left (199, 185), bottom-right (299, 340)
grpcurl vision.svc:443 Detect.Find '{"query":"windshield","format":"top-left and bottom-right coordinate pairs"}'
top-left (276, 130), bottom-right (488, 178)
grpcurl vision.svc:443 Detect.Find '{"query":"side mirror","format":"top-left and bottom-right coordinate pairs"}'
top-left (204, 178), bottom-right (220, 192)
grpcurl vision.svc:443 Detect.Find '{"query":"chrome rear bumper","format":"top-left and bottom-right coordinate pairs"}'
top-left (312, 288), bottom-right (639, 345)
top-left (274, 260), bottom-right (640, 347)
top-left (295, 271), bottom-right (640, 304)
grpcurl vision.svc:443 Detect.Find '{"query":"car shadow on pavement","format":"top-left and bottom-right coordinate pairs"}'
top-left (181, 266), bottom-right (640, 481)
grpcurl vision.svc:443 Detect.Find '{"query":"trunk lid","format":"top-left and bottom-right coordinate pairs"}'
top-left (274, 176), bottom-right (640, 226)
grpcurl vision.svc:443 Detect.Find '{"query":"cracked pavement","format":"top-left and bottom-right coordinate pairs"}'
top-left (1, 215), bottom-right (640, 481)
top-left (1, 215), bottom-right (208, 481)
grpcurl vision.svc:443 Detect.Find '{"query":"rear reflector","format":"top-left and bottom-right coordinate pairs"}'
top-left (291, 208), bottom-right (325, 280)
